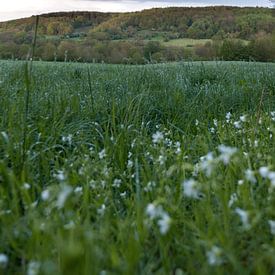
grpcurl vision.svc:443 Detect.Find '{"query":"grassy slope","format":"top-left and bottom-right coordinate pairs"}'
top-left (0, 60), bottom-right (275, 274)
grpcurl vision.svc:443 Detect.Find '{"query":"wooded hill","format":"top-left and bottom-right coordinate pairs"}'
top-left (0, 7), bottom-right (274, 63)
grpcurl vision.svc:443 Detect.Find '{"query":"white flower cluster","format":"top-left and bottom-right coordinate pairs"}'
top-left (206, 246), bottom-right (223, 266)
top-left (152, 131), bottom-right (164, 144)
top-left (198, 145), bottom-right (238, 177)
top-left (56, 185), bottom-right (72, 209)
top-left (62, 134), bottom-right (73, 145)
top-left (233, 114), bottom-right (248, 129)
top-left (0, 254), bottom-right (8, 269)
top-left (218, 145), bottom-right (238, 165)
top-left (182, 179), bottom-right (202, 199)
top-left (146, 203), bottom-right (171, 235)
top-left (235, 208), bottom-right (250, 230)
top-left (268, 220), bottom-right (275, 235)
top-left (27, 261), bottom-right (41, 275)
top-left (259, 166), bottom-right (275, 188)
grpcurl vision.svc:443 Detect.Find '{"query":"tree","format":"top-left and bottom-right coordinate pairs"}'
top-left (47, 22), bottom-right (73, 35)
top-left (144, 41), bottom-right (162, 61)
top-left (57, 41), bottom-right (77, 61)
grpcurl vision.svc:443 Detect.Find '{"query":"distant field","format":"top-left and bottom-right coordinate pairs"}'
top-left (0, 60), bottom-right (275, 275)
top-left (163, 38), bottom-right (212, 48)
top-left (162, 38), bottom-right (250, 48)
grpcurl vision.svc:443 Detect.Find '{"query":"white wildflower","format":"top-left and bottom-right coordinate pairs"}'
top-left (182, 179), bottom-right (201, 199)
top-left (192, 162), bottom-right (199, 177)
top-left (195, 119), bottom-right (199, 126)
top-left (100, 180), bottom-right (106, 188)
top-left (23, 183), bottom-right (31, 190)
top-left (56, 185), bottom-right (72, 209)
top-left (40, 223), bottom-right (46, 231)
top-left (238, 180), bottom-right (244, 185)
top-left (164, 138), bottom-right (172, 147)
top-left (210, 127), bottom-right (215, 133)
top-left (27, 261), bottom-right (40, 275)
top-left (41, 189), bottom-right (50, 201)
top-left (213, 119), bottom-right (218, 127)
top-left (245, 169), bottom-right (256, 184)
top-left (31, 201), bottom-right (38, 208)
top-left (98, 149), bottom-right (106, 159)
top-left (218, 145), bottom-right (237, 165)
top-left (127, 159), bottom-right (133, 169)
top-left (200, 152), bottom-right (215, 177)
top-left (152, 131), bottom-right (164, 144)
top-left (157, 213), bottom-right (171, 235)
top-left (258, 118), bottom-right (262, 124)
top-left (54, 170), bottom-right (66, 182)
top-left (97, 204), bottom-right (106, 215)
top-left (158, 154), bottom-right (166, 165)
top-left (62, 134), bottom-right (73, 145)
top-left (228, 193), bottom-right (238, 208)
top-left (0, 131), bottom-right (9, 143)
top-left (64, 220), bottom-right (75, 230)
top-left (112, 178), bottom-right (122, 188)
top-left (146, 203), bottom-right (160, 219)
top-left (146, 203), bottom-right (171, 235)
top-left (240, 115), bottom-right (247, 122)
top-left (74, 186), bottom-right (83, 194)
top-left (235, 208), bottom-right (250, 230)
top-left (268, 220), bottom-right (275, 235)
top-left (0, 254), bottom-right (8, 269)
top-left (175, 141), bottom-right (181, 155)
top-left (259, 167), bottom-right (269, 178)
top-left (268, 172), bottom-right (275, 187)
top-left (226, 112), bottom-right (232, 123)
top-left (233, 121), bottom-right (242, 129)
top-left (144, 181), bottom-right (156, 192)
top-left (206, 246), bottom-right (223, 266)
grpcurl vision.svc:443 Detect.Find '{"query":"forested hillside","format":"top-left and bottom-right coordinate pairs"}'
top-left (0, 7), bottom-right (274, 63)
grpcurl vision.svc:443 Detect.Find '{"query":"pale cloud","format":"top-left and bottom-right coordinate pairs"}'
top-left (0, 0), bottom-right (272, 22)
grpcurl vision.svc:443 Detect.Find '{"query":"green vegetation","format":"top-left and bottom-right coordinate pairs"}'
top-left (0, 7), bottom-right (274, 63)
top-left (163, 38), bottom-right (213, 47)
top-left (0, 60), bottom-right (275, 274)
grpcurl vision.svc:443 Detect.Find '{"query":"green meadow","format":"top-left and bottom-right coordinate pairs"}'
top-left (162, 38), bottom-right (212, 48)
top-left (0, 60), bottom-right (275, 274)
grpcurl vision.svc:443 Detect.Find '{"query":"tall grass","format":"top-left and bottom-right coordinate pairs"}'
top-left (0, 60), bottom-right (275, 274)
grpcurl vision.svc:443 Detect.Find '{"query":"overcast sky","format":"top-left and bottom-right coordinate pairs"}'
top-left (0, 0), bottom-right (273, 22)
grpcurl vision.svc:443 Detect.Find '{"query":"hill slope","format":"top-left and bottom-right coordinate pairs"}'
top-left (0, 7), bottom-right (274, 63)
top-left (0, 7), bottom-right (274, 39)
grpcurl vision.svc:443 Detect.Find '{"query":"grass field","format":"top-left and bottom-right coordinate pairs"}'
top-left (163, 38), bottom-right (212, 48)
top-left (0, 60), bottom-right (275, 275)
top-left (162, 38), bottom-right (250, 48)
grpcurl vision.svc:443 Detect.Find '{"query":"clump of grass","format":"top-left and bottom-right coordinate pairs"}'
top-left (0, 60), bottom-right (274, 275)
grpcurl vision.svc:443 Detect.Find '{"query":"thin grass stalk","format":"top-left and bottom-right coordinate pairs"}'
top-left (22, 15), bottom-right (39, 166)
top-left (256, 88), bottom-right (266, 124)
top-left (87, 66), bottom-right (94, 108)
